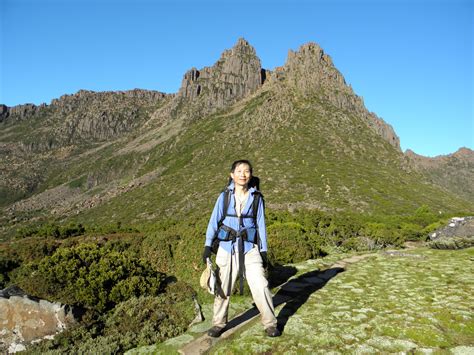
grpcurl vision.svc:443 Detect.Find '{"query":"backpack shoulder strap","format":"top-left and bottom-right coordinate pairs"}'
top-left (251, 191), bottom-right (264, 250)
top-left (218, 188), bottom-right (231, 227)
top-left (252, 191), bottom-right (261, 222)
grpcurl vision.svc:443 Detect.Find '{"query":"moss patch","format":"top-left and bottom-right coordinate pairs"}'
top-left (209, 247), bottom-right (474, 353)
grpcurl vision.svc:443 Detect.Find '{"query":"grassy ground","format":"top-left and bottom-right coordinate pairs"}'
top-left (128, 247), bottom-right (474, 354)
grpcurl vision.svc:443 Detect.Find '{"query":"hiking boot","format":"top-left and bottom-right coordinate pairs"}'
top-left (265, 326), bottom-right (281, 337)
top-left (207, 326), bottom-right (224, 338)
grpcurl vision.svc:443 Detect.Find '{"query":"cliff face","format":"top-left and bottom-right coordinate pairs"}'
top-left (0, 103), bottom-right (46, 123)
top-left (177, 38), bottom-right (263, 111)
top-left (0, 89), bottom-right (171, 151)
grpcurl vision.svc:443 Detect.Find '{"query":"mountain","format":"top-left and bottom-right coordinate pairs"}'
top-left (405, 148), bottom-right (474, 203)
top-left (1, 38), bottom-right (472, 238)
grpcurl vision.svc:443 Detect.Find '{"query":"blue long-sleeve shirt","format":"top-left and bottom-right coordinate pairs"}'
top-left (205, 183), bottom-right (267, 254)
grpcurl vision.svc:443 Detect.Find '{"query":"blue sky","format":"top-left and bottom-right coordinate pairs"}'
top-left (1, 0), bottom-right (472, 157)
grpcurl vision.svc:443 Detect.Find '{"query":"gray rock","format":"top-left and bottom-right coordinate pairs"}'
top-left (0, 285), bottom-right (26, 298)
top-left (428, 217), bottom-right (474, 250)
top-left (176, 38), bottom-right (263, 116)
top-left (429, 217), bottom-right (474, 240)
top-left (0, 289), bottom-right (77, 352)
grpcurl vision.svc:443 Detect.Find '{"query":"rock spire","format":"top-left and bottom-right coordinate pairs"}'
top-left (178, 38), bottom-right (263, 110)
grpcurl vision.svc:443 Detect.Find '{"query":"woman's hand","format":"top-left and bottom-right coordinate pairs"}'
top-left (202, 246), bottom-right (212, 263)
top-left (260, 251), bottom-right (268, 269)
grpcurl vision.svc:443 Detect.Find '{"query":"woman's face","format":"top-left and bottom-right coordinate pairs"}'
top-left (231, 163), bottom-right (251, 188)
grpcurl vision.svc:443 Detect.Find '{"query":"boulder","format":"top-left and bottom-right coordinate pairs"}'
top-left (428, 216), bottom-right (474, 249)
top-left (0, 287), bottom-right (77, 353)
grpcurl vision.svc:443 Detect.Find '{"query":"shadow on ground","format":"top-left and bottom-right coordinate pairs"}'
top-left (275, 267), bottom-right (344, 333)
top-left (220, 266), bottom-right (344, 335)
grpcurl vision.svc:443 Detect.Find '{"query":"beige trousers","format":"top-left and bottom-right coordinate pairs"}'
top-left (213, 245), bottom-right (277, 329)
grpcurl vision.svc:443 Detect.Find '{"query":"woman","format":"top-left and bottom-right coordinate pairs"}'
top-left (202, 160), bottom-right (280, 338)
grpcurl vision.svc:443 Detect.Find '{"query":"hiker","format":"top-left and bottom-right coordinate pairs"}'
top-left (202, 159), bottom-right (280, 338)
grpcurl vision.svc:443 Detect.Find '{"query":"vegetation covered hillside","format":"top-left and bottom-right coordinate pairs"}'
top-left (406, 148), bottom-right (474, 203)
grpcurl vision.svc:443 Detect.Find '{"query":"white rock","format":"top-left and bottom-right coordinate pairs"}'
top-left (451, 346), bottom-right (474, 355)
top-left (8, 343), bottom-right (26, 353)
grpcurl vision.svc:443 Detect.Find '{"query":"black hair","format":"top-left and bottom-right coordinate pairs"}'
top-left (226, 160), bottom-right (259, 190)
top-left (230, 159), bottom-right (253, 174)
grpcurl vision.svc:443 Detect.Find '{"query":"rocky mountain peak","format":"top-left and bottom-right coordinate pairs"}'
top-left (281, 42), bottom-right (345, 91)
top-left (223, 37), bottom-right (257, 57)
top-left (177, 38), bottom-right (263, 112)
top-left (273, 42), bottom-right (400, 149)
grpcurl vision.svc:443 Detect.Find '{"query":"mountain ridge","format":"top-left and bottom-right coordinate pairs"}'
top-left (405, 147), bottom-right (474, 202)
top-left (0, 38), bottom-right (472, 238)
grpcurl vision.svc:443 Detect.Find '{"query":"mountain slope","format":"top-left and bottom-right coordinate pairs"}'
top-left (1, 39), bottom-right (472, 237)
top-left (405, 148), bottom-right (474, 203)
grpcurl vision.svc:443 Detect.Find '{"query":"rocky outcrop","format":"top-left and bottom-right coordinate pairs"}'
top-left (0, 104), bottom-right (9, 122)
top-left (1, 89), bottom-right (171, 150)
top-left (428, 216), bottom-right (474, 249)
top-left (50, 89), bottom-right (170, 143)
top-left (167, 38), bottom-right (400, 153)
top-left (176, 38), bottom-right (263, 115)
top-left (282, 42), bottom-right (346, 92)
top-left (0, 287), bottom-right (77, 353)
top-left (0, 103), bottom-right (46, 123)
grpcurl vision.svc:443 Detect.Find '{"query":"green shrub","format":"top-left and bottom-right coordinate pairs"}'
top-left (361, 222), bottom-right (404, 247)
top-left (341, 237), bottom-right (377, 252)
top-left (422, 221), bottom-right (446, 239)
top-left (16, 222), bottom-right (85, 239)
top-left (428, 237), bottom-right (474, 250)
top-left (1, 237), bottom-right (60, 264)
top-left (13, 243), bottom-right (166, 311)
top-left (140, 233), bottom-right (178, 274)
top-left (398, 222), bottom-right (424, 241)
top-left (408, 205), bottom-right (440, 226)
top-left (27, 282), bottom-right (196, 354)
top-left (140, 219), bottom-right (206, 286)
top-left (0, 258), bottom-right (19, 289)
top-left (267, 222), bottom-right (320, 264)
top-left (105, 292), bottom-right (195, 344)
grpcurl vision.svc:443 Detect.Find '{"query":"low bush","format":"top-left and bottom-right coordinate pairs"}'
top-left (12, 243), bottom-right (166, 312)
top-left (104, 291), bottom-right (195, 345)
top-left (0, 259), bottom-right (19, 289)
top-left (340, 237), bottom-right (377, 252)
top-left (361, 222), bottom-right (404, 248)
top-left (267, 222), bottom-right (321, 264)
top-left (27, 281), bottom-right (196, 354)
top-left (16, 222), bottom-right (86, 239)
top-left (428, 236), bottom-right (474, 250)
